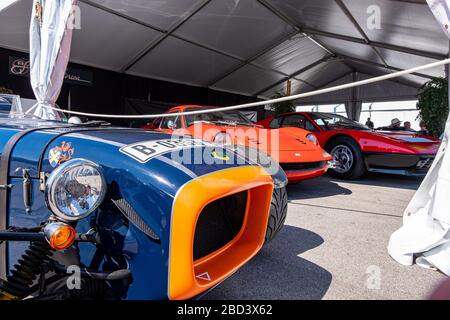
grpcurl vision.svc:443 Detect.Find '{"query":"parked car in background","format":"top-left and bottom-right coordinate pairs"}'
top-left (259, 112), bottom-right (440, 179)
top-left (144, 105), bottom-right (333, 183)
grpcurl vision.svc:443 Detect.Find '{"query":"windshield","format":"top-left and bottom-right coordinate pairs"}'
top-left (309, 113), bottom-right (369, 131)
top-left (0, 94), bottom-right (67, 121)
top-left (185, 108), bottom-right (253, 127)
top-left (0, 94), bottom-right (23, 117)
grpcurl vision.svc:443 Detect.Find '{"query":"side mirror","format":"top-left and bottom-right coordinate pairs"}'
top-left (167, 120), bottom-right (175, 129)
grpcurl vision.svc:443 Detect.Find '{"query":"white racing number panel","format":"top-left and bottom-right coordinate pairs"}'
top-left (119, 139), bottom-right (213, 163)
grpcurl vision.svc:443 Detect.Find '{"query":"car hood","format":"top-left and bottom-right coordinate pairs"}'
top-left (2, 125), bottom-right (255, 183)
top-left (358, 131), bottom-right (441, 154)
top-left (376, 130), bottom-right (437, 142)
top-left (374, 130), bottom-right (440, 153)
top-left (193, 123), bottom-right (319, 152)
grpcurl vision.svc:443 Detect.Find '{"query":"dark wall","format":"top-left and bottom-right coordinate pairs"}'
top-left (0, 47), bottom-right (258, 117)
top-left (0, 48), bottom-right (34, 99)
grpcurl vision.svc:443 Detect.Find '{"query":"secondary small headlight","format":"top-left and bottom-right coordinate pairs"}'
top-left (306, 133), bottom-right (318, 145)
top-left (45, 159), bottom-right (106, 222)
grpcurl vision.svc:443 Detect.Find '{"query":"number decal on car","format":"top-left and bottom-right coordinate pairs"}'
top-left (119, 139), bottom-right (212, 163)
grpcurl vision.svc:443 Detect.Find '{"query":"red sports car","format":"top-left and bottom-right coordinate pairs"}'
top-left (259, 112), bottom-right (440, 179)
top-left (143, 105), bottom-right (333, 183)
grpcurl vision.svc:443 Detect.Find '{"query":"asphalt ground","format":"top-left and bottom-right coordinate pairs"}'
top-left (204, 173), bottom-right (447, 300)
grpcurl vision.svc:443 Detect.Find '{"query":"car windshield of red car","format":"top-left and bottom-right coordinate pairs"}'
top-left (310, 113), bottom-right (369, 131)
top-left (185, 108), bottom-right (253, 127)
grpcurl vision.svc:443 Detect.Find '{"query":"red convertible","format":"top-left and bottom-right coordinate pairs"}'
top-left (259, 112), bottom-right (440, 179)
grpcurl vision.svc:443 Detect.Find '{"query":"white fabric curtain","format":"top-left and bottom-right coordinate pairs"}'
top-left (388, 0), bottom-right (450, 275)
top-left (30, 0), bottom-right (76, 120)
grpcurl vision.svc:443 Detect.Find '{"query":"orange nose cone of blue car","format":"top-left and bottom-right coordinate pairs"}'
top-left (168, 166), bottom-right (273, 300)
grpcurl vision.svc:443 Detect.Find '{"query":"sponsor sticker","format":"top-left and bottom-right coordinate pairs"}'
top-left (48, 141), bottom-right (75, 167)
top-left (119, 139), bottom-right (212, 163)
top-left (211, 150), bottom-right (230, 161)
top-left (48, 147), bottom-right (62, 167)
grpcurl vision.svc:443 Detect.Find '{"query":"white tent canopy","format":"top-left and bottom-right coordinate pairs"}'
top-left (0, 0), bottom-right (447, 110)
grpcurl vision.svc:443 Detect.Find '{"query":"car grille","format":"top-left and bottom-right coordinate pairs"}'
top-left (279, 161), bottom-right (326, 172)
top-left (193, 191), bottom-right (248, 261)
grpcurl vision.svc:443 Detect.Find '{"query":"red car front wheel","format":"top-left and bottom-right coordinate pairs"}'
top-left (326, 137), bottom-right (366, 180)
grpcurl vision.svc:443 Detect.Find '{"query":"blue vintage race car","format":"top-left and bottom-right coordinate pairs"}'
top-left (0, 112), bottom-right (288, 300)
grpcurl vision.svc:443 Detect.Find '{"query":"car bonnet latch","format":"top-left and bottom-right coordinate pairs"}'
top-left (22, 169), bottom-right (32, 213)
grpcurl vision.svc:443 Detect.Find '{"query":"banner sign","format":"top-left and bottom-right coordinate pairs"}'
top-left (8, 56), bottom-right (93, 86)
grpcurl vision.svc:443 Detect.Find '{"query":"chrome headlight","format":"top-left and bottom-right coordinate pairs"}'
top-left (231, 145), bottom-right (288, 188)
top-left (45, 159), bottom-right (106, 222)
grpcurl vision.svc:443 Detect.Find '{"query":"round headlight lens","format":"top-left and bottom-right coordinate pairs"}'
top-left (306, 133), bottom-right (318, 145)
top-left (45, 159), bottom-right (106, 221)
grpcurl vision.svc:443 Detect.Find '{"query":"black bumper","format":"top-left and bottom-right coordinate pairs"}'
top-left (279, 161), bottom-right (327, 172)
top-left (363, 152), bottom-right (435, 176)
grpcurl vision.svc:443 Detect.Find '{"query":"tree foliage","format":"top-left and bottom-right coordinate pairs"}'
top-left (270, 91), bottom-right (295, 115)
top-left (0, 86), bottom-right (14, 94)
top-left (416, 77), bottom-right (449, 137)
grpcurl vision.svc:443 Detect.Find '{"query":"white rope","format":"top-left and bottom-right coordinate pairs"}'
top-left (25, 102), bottom-right (38, 115)
top-left (31, 58), bottom-right (450, 120)
top-left (24, 102), bottom-right (63, 116)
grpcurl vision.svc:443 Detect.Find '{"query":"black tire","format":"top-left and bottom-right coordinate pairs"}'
top-left (265, 187), bottom-right (288, 243)
top-left (326, 137), bottom-right (366, 180)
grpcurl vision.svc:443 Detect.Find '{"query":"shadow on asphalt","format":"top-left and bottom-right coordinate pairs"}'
top-left (328, 172), bottom-right (423, 190)
top-left (287, 173), bottom-right (422, 202)
top-left (203, 225), bottom-right (332, 300)
top-left (287, 177), bottom-right (352, 201)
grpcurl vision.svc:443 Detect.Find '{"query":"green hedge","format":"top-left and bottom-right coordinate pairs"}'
top-left (416, 77), bottom-right (449, 137)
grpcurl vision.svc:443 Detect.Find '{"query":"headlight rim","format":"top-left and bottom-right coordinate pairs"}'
top-left (45, 158), bottom-right (107, 222)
